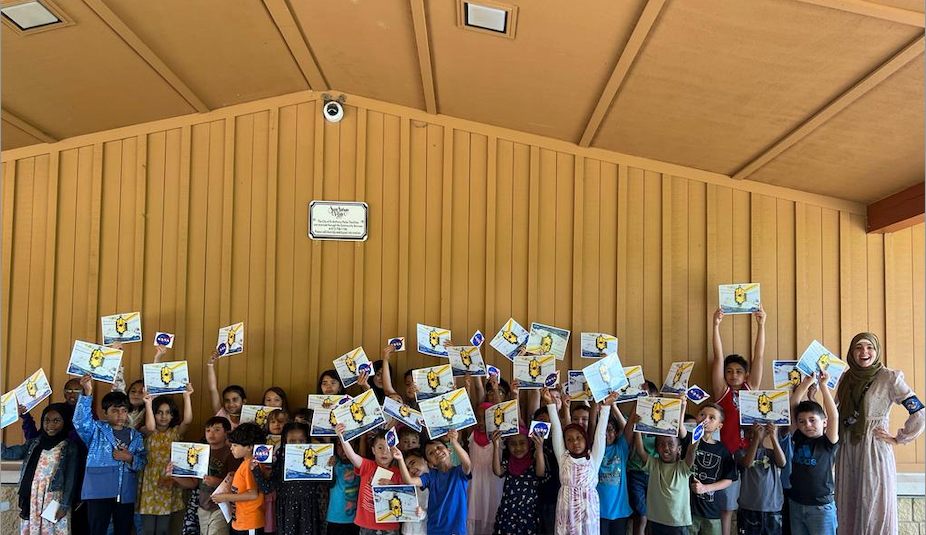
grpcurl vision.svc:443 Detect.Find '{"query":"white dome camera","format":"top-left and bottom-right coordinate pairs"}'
top-left (322, 94), bottom-right (346, 123)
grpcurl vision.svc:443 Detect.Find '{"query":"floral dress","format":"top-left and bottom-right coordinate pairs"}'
top-left (137, 427), bottom-right (185, 515)
top-left (493, 459), bottom-right (549, 535)
top-left (21, 442), bottom-right (69, 535)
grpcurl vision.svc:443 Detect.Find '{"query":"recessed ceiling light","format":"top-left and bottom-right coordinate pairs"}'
top-left (1, 1), bottom-right (60, 31)
top-left (465, 3), bottom-right (507, 33)
top-left (456, 0), bottom-right (518, 39)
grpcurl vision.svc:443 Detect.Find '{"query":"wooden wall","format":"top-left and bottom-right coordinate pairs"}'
top-left (1, 91), bottom-right (922, 471)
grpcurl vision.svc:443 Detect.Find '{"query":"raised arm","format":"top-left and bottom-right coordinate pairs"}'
top-left (543, 388), bottom-right (565, 461)
top-left (767, 423), bottom-right (787, 468)
top-left (380, 345), bottom-right (399, 396)
top-left (531, 433), bottom-right (546, 477)
top-left (448, 429), bottom-right (472, 475)
top-left (73, 375), bottom-right (97, 445)
top-left (818, 369), bottom-right (838, 444)
top-left (335, 423), bottom-right (364, 468)
top-left (491, 431), bottom-right (504, 477)
top-left (684, 435), bottom-right (699, 468)
top-left (789, 373), bottom-right (815, 434)
top-left (178, 384), bottom-right (194, 435)
top-left (711, 308), bottom-right (727, 397)
top-left (392, 447), bottom-right (423, 487)
top-left (629, 413), bottom-right (646, 460)
top-left (206, 352), bottom-right (222, 414)
top-left (590, 393), bottom-right (617, 468)
top-left (617, 404), bottom-right (636, 445)
top-left (739, 424), bottom-right (763, 468)
top-left (142, 390), bottom-right (156, 435)
top-left (749, 305), bottom-right (767, 388)
top-left (153, 345), bottom-right (168, 363)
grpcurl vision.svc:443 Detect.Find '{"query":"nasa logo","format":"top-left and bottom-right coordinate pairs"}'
top-left (358, 363), bottom-right (372, 375)
top-left (253, 445), bottom-right (273, 463)
top-left (216, 343), bottom-right (227, 356)
top-left (156, 333), bottom-right (173, 346)
top-left (544, 373), bottom-right (558, 388)
top-left (692, 423), bottom-right (705, 443)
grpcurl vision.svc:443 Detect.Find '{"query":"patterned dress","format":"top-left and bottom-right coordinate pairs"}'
top-left (555, 454), bottom-right (601, 535)
top-left (137, 427), bottom-right (186, 515)
top-left (20, 442), bottom-right (69, 535)
top-left (493, 458), bottom-right (549, 535)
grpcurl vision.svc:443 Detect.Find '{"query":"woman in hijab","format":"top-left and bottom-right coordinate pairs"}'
top-left (18, 402), bottom-right (79, 534)
top-left (834, 332), bottom-right (925, 535)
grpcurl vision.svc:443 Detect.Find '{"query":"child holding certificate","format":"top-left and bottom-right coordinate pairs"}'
top-left (543, 387), bottom-right (617, 535)
top-left (207, 351), bottom-right (248, 429)
top-left (335, 425), bottom-right (403, 534)
top-left (490, 427), bottom-right (548, 535)
top-left (137, 386), bottom-right (194, 535)
top-left (250, 422), bottom-right (329, 535)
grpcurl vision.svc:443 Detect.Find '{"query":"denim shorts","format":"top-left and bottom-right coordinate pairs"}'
top-left (627, 469), bottom-right (649, 516)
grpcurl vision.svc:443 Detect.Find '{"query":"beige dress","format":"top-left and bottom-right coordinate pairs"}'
top-left (835, 368), bottom-right (925, 535)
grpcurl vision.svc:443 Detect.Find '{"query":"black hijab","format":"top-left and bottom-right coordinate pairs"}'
top-left (19, 403), bottom-right (73, 516)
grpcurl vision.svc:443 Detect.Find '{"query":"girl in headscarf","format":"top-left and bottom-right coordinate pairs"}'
top-left (491, 425), bottom-right (549, 535)
top-left (18, 403), bottom-right (79, 535)
top-left (543, 387), bottom-right (617, 535)
top-left (834, 332), bottom-right (925, 535)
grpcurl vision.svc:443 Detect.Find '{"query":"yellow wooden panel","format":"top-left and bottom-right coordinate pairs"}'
top-left (1, 93), bottom-right (921, 472)
top-left (911, 223), bottom-right (924, 464)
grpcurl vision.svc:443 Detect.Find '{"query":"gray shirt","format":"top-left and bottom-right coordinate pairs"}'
top-left (735, 437), bottom-right (789, 512)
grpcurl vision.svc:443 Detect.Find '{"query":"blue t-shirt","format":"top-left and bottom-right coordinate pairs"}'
top-left (598, 437), bottom-right (632, 520)
top-left (327, 459), bottom-right (360, 523)
top-left (420, 465), bottom-right (471, 535)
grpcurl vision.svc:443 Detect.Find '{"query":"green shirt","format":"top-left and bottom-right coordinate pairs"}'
top-left (642, 453), bottom-right (692, 527)
top-left (628, 434), bottom-right (656, 471)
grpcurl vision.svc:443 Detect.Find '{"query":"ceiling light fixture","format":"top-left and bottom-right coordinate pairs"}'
top-left (457, 0), bottom-right (518, 39)
top-left (1, 1), bottom-right (59, 31)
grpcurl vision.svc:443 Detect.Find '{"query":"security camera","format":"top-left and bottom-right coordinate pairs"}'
top-left (322, 94), bottom-right (346, 123)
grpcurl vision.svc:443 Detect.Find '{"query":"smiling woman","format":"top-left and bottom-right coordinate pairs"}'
top-left (834, 332), bottom-right (926, 535)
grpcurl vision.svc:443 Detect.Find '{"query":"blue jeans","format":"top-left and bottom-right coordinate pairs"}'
top-left (787, 499), bottom-right (836, 535)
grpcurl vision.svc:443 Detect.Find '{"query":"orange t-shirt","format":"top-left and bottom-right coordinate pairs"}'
top-left (231, 460), bottom-right (264, 530)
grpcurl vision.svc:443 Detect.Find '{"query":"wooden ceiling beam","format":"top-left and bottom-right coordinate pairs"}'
top-left (867, 182), bottom-right (924, 233)
top-left (410, 0), bottom-right (437, 114)
top-left (578, 0), bottom-right (667, 147)
top-left (733, 35), bottom-right (924, 180)
top-left (82, 0), bottom-right (209, 113)
top-left (792, 0), bottom-right (924, 28)
top-left (261, 0), bottom-right (328, 91)
top-left (2, 110), bottom-right (56, 144)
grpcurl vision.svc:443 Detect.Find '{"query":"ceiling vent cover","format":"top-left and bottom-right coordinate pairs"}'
top-left (457, 0), bottom-right (518, 39)
top-left (1, 0), bottom-right (72, 35)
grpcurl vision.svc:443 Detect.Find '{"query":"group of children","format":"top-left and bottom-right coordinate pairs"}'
top-left (10, 307), bottom-right (847, 535)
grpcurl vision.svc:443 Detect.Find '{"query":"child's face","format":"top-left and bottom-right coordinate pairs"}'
top-left (399, 431), bottom-right (420, 452)
top-left (223, 392), bottom-right (244, 415)
top-left (293, 415), bottom-right (309, 424)
top-left (128, 383), bottom-right (145, 406)
top-left (43, 410), bottom-right (64, 436)
top-left (320, 375), bottom-right (342, 395)
top-left (485, 388), bottom-right (502, 404)
top-left (564, 428), bottom-right (586, 455)
top-left (535, 412), bottom-right (550, 424)
top-left (698, 407), bottom-right (724, 433)
top-left (425, 441), bottom-right (451, 468)
top-left (229, 442), bottom-right (249, 459)
top-left (268, 416), bottom-right (286, 435)
top-left (371, 438), bottom-right (394, 467)
top-left (105, 405), bottom-right (129, 429)
top-left (154, 403), bottom-right (173, 429)
top-left (725, 363), bottom-right (748, 388)
top-left (63, 380), bottom-right (82, 405)
top-left (571, 408), bottom-right (590, 430)
top-left (797, 411), bottom-right (826, 438)
top-left (404, 375), bottom-right (416, 401)
top-left (507, 434), bottom-right (531, 458)
top-left (285, 429), bottom-right (308, 445)
top-left (373, 367), bottom-right (384, 389)
top-left (263, 390), bottom-right (284, 407)
top-left (475, 407), bottom-right (486, 429)
top-left (655, 436), bottom-right (681, 462)
top-left (406, 454), bottom-right (429, 477)
top-left (605, 422), bottom-right (618, 445)
top-left (550, 389), bottom-right (563, 410)
top-left (205, 424), bottom-right (228, 446)
top-left (335, 441), bottom-right (348, 461)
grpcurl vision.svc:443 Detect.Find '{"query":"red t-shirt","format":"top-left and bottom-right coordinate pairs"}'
top-left (354, 458), bottom-right (403, 531)
top-left (717, 383), bottom-right (751, 453)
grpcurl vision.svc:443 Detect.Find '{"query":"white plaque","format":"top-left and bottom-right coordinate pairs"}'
top-left (309, 201), bottom-right (368, 241)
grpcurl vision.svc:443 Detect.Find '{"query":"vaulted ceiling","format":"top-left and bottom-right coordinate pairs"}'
top-left (2, 0), bottom-right (923, 203)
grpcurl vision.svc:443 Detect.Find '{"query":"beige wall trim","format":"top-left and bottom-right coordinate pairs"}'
top-left (82, 0), bottom-right (209, 113)
top-left (733, 35), bottom-right (925, 181)
top-left (0, 88), bottom-right (866, 215)
top-left (792, 0), bottom-right (925, 27)
top-left (261, 0), bottom-right (328, 91)
top-left (578, 0), bottom-right (667, 148)
top-left (2, 111), bottom-right (56, 144)
top-left (410, 0), bottom-right (438, 114)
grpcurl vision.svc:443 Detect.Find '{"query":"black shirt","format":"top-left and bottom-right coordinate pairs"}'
top-left (789, 430), bottom-right (838, 505)
top-left (684, 436), bottom-right (738, 519)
